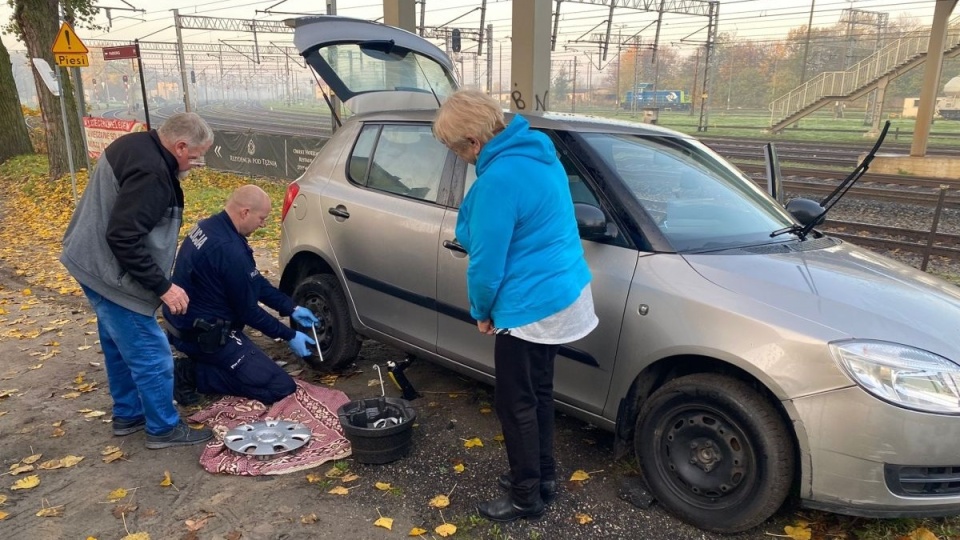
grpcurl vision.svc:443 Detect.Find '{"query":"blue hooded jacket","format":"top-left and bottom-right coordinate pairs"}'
top-left (455, 114), bottom-right (591, 329)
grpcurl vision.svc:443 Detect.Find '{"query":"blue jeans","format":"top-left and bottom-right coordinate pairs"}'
top-left (80, 284), bottom-right (180, 435)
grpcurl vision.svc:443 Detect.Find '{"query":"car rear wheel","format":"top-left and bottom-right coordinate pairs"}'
top-left (291, 274), bottom-right (362, 371)
top-left (634, 373), bottom-right (794, 533)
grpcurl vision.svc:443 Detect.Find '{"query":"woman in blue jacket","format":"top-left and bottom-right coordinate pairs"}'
top-left (434, 90), bottom-right (598, 522)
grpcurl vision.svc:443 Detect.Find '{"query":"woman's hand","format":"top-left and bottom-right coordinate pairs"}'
top-left (477, 320), bottom-right (495, 335)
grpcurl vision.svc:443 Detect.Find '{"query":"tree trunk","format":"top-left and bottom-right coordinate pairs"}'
top-left (0, 41), bottom-right (34, 162)
top-left (14, 0), bottom-right (87, 179)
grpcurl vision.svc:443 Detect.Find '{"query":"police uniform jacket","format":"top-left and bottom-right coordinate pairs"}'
top-left (164, 210), bottom-right (297, 341)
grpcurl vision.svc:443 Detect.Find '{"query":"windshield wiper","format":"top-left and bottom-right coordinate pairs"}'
top-left (770, 224), bottom-right (804, 238)
top-left (773, 121), bottom-right (891, 241)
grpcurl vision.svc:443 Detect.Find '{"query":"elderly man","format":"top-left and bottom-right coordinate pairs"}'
top-left (61, 112), bottom-right (215, 449)
top-left (163, 185), bottom-right (318, 406)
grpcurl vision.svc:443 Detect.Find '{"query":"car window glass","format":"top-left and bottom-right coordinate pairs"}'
top-left (581, 133), bottom-right (794, 252)
top-left (348, 125), bottom-right (379, 186)
top-left (318, 43), bottom-right (456, 102)
top-left (368, 125), bottom-right (446, 202)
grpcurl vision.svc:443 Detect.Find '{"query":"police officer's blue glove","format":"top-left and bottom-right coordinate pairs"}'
top-left (288, 331), bottom-right (316, 357)
top-left (292, 306), bottom-right (320, 327)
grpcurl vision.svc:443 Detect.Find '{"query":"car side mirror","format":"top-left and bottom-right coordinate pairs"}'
top-left (785, 198), bottom-right (826, 227)
top-left (574, 203), bottom-right (608, 241)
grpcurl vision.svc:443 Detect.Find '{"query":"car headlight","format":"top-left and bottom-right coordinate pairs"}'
top-left (831, 340), bottom-right (960, 414)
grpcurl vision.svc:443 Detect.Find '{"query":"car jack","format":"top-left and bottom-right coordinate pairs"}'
top-left (387, 355), bottom-right (421, 401)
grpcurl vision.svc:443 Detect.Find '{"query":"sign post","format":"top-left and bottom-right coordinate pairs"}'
top-left (51, 22), bottom-right (89, 203)
top-left (102, 42), bottom-right (151, 129)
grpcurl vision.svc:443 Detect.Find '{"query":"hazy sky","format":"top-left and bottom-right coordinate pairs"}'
top-left (1, 0), bottom-right (943, 55)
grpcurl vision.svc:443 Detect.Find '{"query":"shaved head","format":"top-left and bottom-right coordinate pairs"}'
top-left (225, 185), bottom-right (272, 237)
top-left (227, 185), bottom-right (270, 213)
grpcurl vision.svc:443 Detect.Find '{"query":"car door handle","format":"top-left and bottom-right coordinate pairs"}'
top-left (442, 240), bottom-right (467, 254)
top-left (328, 206), bottom-right (350, 219)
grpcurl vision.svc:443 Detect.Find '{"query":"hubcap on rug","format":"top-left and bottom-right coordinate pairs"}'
top-left (224, 420), bottom-right (312, 458)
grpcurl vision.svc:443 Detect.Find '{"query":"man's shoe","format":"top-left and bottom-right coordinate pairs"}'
top-left (112, 416), bottom-right (146, 436)
top-left (478, 496), bottom-right (545, 523)
top-left (173, 356), bottom-right (201, 406)
top-left (497, 475), bottom-right (557, 504)
top-left (145, 421), bottom-right (213, 449)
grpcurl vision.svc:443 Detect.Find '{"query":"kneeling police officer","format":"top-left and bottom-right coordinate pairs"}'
top-left (163, 185), bottom-right (318, 405)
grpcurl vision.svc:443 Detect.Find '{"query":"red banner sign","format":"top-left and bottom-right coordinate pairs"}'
top-left (83, 117), bottom-right (143, 159)
top-left (103, 45), bottom-right (138, 60)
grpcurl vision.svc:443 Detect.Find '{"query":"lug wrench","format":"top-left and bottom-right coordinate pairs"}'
top-left (310, 322), bottom-right (324, 363)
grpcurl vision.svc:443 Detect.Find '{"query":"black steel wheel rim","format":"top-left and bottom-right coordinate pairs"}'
top-left (652, 403), bottom-right (756, 510)
top-left (300, 292), bottom-right (333, 355)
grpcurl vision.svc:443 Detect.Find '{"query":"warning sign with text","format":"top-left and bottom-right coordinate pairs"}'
top-left (83, 117), bottom-right (143, 159)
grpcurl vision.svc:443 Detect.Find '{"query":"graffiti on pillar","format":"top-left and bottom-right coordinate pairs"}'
top-left (511, 85), bottom-right (549, 112)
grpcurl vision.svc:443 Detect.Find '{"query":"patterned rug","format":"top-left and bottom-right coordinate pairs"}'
top-left (187, 380), bottom-right (353, 476)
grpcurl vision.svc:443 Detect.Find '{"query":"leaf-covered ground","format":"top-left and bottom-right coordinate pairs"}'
top-left (0, 154), bottom-right (958, 539)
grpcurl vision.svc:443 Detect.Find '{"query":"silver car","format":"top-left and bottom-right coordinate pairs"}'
top-left (278, 15), bottom-right (960, 533)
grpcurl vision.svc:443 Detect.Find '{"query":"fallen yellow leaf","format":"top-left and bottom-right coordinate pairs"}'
top-left (569, 470), bottom-right (590, 481)
top-left (301, 513), bottom-right (318, 524)
top-left (479, 407), bottom-right (491, 414)
top-left (305, 472), bottom-right (324, 483)
top-left (101, 445), bottom-right (121, 456)
top-left (51, 427), bottom-right (65, 437)
top-left (429, 494), bottom-right (450, 508)
top-left (0, 389), bottom-right (19, 398)
top-left (904, 528), bottom-right (939, 540)
top-left (23, 288), bottom-right (31, 296)
top-left (9, 464), bottom-right (34, 475)
top-left (61, 392), bottom-right (81, 399)
top-left (83, 410), bottom-right (106, 418)
top-left (121, 533), bottom-right (150, 540)
top-left (60, 455), bottom-right (84, 468)
top-left (493, 434), bottom-right (504, 442)
top-left (36, 505), bottom-right (65, 517)
top-left (576, 512), bottom-right (593, 524)
top-left (435, 523), bottom-right (457, 537)
top-left (185, 514), bottom-right (213, 531)
top-left (375, 482), bottom-right (392, 491)
top-left (11, 475), bottom-right (40, 490)
top-left (784, 524), bottom-right (812, 540)
top-left (341, 473), bottom-right (360, 482)
top-left (325, 465), bottom-right (345, 477)
top-left (328, 486), bottom-right (350, 495)
top-left (102, 451), bottom-right (124, 463)
top-left (0, 510), bottom-right (8, 521)
top-left (0, 494), bottom-right (7, 505)
top-left (160, 471), bottom-right (172, 487)
top-left (21, 453), bottom-right (42, 464)
top-left (463, 437), bottom-right (483, 448)
top-left (374, 516), bottom-right (393, 530)
top-left (107, 488), bottom-right (128, 502)
top-left (453, 463), bottom-right (464, 474)
top-left (408, 527), bottom-right (427, 536)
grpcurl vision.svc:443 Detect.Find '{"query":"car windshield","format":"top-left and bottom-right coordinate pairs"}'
top-left (580, 133), bottom-right (796, 252)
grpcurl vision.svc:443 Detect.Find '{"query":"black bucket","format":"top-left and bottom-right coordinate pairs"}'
top-left (337, 397), bottom-right (417, 464)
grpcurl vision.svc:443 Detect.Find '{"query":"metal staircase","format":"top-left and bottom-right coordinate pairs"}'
top-left (769, 17), bottom-right (960, 133)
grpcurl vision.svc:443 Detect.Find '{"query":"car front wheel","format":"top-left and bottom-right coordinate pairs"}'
top-left (635, 373), bottom-right (795, 533)
top-left (291, 273), bottom-right (362, 371)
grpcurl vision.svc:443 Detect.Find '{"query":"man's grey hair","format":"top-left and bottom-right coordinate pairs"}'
top-left (157, 112), bottom-right (214, 148)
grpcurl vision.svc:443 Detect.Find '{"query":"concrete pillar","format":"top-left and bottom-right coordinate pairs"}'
top-left (910, 0), bottom-right (957, 157)
top-left (510, 0), bottom-right (552, 114)
top-left (383, 0), bottom-right (416, 33)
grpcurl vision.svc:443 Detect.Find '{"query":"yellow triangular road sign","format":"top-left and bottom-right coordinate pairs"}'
top-left (51, 22), bottom-right (89, 55)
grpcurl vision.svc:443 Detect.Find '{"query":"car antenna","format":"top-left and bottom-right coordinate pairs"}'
top-left (796, 120), bottom-right (891, 240)
top-left (308, 66), bottom-right (342, 128)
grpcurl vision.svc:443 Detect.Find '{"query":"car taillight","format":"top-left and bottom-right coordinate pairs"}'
top-left (281, 182), bottom-right (300, 222)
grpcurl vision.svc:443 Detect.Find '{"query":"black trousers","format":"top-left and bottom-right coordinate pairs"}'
top-left (494, 333), bottom-right (560, 506)
top-left (172, 330), bottom-right (296, 405)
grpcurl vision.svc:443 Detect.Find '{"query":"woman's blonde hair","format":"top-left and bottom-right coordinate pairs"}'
top-left (433, 89), bottom-right (506, 150)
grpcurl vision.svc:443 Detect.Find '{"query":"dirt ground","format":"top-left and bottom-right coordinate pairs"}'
top-left (0, 251), bottom-right (802, 540)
